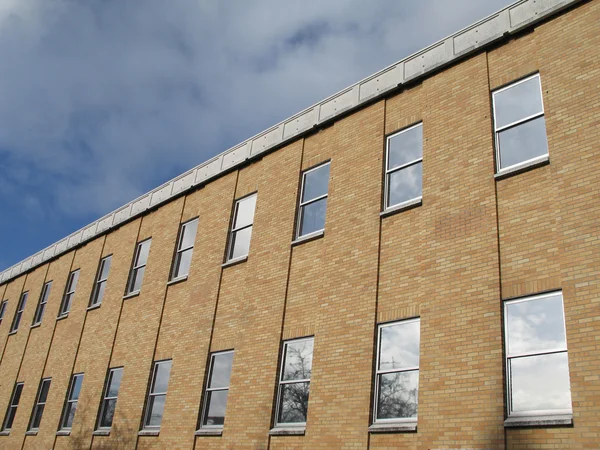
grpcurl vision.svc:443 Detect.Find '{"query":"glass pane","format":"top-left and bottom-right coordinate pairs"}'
top-left (234, 195), bottom-right (257, 229)
top-left (497, 117), bottom-right (548, 170)
top-left (229, 227), bottom-right (252, 260)
top-left (63, 401), bottom-right (78, 428)
top-left (387, 163), bottom-right (422, 207)
top-left (12, 312), bottom-right (22, 331)
top-left (203, 390), bottom-right (229, 426)
top-left (5, 407), bottom-right (17, 429)
top-left (146, 395), bottom-right (165, 427)
top-left (174, 248), bottom-right (193, 278)
top-left (180, 219), bottom-right (198, 250)
top-left (153, 361), bottom-right (172, 394)
top-left (100, 256), bottom-right (112, 280)
top-left (377, 370), bottom-right (419, 420)
top-left (302, 164), bottom-right (330, 203)
top-left (41, 282), bottom-right (52, 303)
top-left (278, 382), bottom-right (310, 424)
top-left (69, 271), bottom-right (80, 292)
top-left (509, 352), bottom-right (571, 413)
top-left (131, 267), bottom-right (145, 293)
top-left (136, 240), bottom-right (151, 266)
top-left (299, 198), bottom-right (327, 237)
top-left (13, 384), bottom-right (24, 405)
top-left (506, 293), bottom-right (566, 355)
top-left (107, 369), bottom-right (123, 397)
top-left (63, 293), bottom-right (74, 314)
top-left (31, 404), bottom-right (45, 429)
top-left (71, 375), bottom-right (84, 400)
top-left (100, 399), bottom-right (117, 428)
top-left (39, 380), bottom-right (51, 403)
top-left (94, 281), bottom-right (106, 305)
top-left (388, 125), bottom-right (423, 170)
top-left (209, 353), bottom-right (234, 389)
top-left (494, 76), bottom-right (544, 129)
top-left (34, 302), bottom-right (46, 324)
top-left (282, 339), bottom-right (314, 381)
top-left (379, 321), bottom-right (420, 371)
top-left (19, 293), bottom-right (28, 311)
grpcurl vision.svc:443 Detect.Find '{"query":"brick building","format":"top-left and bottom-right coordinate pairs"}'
top-left (0, 0), bottom-right (598, 448)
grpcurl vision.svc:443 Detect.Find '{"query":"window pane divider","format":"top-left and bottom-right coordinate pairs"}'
top-left (495, 111), bottom-right (544, 133)
top-left (386, 157), bottom-right (422, 174)
top-left (299, 193), bottom-right (328, 208)
top-left (507, 348), bottom-right (567, 359)
top-left (377, 366), bottom-right (419, 375)
top-left (279, 378), bottom-right (310, 385)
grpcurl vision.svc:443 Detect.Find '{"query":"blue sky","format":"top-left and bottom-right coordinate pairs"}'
top-left (0, 0), bottom-right (513, 272)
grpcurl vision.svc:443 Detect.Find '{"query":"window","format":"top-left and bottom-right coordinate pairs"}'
top-left (28, 378), bottom-right (51, 431)
top-left (385, 123), bottom-right (423, 210)
top-left (226, 195), bottom-right (256, 262)
top-left (60, 374), bottom-right (84, 430)
top-left (492, 73), bottom-right (548, 173)
top-left (10, 291), bottom-right (28, 332)
top-left (90, 256), bottom-right (112, 307)
top-left (2, 382), bottom-right (24, 431)
top-left (32, 281), bottom-right (52, 325)
top-left (171, 218), bottom-right (198, 279)
top-left (97, 367), bottom-right (123, 430)
top-left (127, 239), bottom-right (151, 294)
top-left (504, 292), bottom-right (572, 418)
top-left (200, 351), bottom-right (234, 428)
top-left (296, 162), bottom-right (330, 239)
top-left (59, 270), bottom-right (80, 316)
top-left (275, 337), bottom-right (314, 427)
top-left (143, 360), bottom-right (172, 429)
top-left (0, 300), bottom-right (8, 326)
top-left (373, 319), bottom-right (420, 424)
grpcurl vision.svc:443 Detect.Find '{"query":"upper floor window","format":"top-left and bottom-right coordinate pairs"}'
top-left (28, 378), bottom-right (51, 431)
top-left (127, 239), bottom-right (151, 294)
top-left (143, 360), bottom-right (172, 429)
top-left (227, 194), bottom-right (257, 262)
top-left (59, 270), bottom-right (80, 316)
top-left (32, 281), bottom-right (52, 326)
top-left (374, 319), bottom-right (420, 425)
top-left (275, 337), bottom-right (314, 427)
top-left (2, 382), bottom-right (24, 431)
top-left (296, 162), bottom-right (330, 240)
top-left (90, 256), bottom-right (112, 307)
top-left (0, 300), bottom-right (8, 327)
top-left (504, 292), bottom-right (572, 418)
top-left (171, 218), bottom-right (198, 279)
top-left (492, 74), bottom-right (548, 173)
top-left (385, 123), bottom-right (423, 211)
top-left (200, 350), bottom-right (234, 429)
top-left (97, 367), bottom-right (123, 430)
top-left (10, 291), bottom-right (28, 332)
top-left (60, 373), bottom-right (84, 430)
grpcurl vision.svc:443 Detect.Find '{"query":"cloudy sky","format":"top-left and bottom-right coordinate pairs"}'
top-left (0, 0), bottom-right (514, 271)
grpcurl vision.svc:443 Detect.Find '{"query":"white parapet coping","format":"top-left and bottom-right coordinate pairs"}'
top-left (0, 0), bottom-right (582, 285)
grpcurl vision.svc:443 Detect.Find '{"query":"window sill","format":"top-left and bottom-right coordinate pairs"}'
top-left (381, 197), bottom-right (422, 218)
top-left (93, 429), bottom-right (111, 436)
top-left (56, 430), bottom-right (71, 436)
top-left (222, 256), bottom-right (248, 268)
top-left (25, 430), bottom-right (38, 436)
top-left (369, 422), bottom-right (417, 433)
top-left (138, 429), bottom-right (160, 436)
top-left (504, 414), bottom-right (572, 428)
top-left (30, 323), bottom-right (41, 329)
top-left (167, 275), bottom-right (188, 286)
top-left (0, 431), bottom-right (10, 436)
top-left (87, 303), bottom-right (102, 311)
top-left (292, 230), bottom-right (324, 247)
top-left (195, 428), bottom-right (223, 436)
top-left (495, 154), bottom-right (549, 180)
top-left (123, 291), bottom-right (140, 300)
top-left (56, 314), bottom-right (69, 321)
top-left (7, 330), bottom-right (17, 336)
top-left (269, 427), bottom-right (306, 436)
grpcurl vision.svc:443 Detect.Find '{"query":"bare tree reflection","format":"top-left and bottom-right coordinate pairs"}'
top-left (278, 340), bottom-right (313, 424)
top-left (377, 370), bottom-right (418, 420)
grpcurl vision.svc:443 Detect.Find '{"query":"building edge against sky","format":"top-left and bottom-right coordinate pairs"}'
top-left (0, 0), bottom-right (586, 284)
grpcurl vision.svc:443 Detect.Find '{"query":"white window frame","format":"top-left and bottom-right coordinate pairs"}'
top-left (97, 367), bottom-right (123, 430)
top-left (296, 162), bottom-right (330, 240)
top-left (60, 373), bottom-right (84, 430)
top-left (0, 300), bottom-right (7, 326)
top-left (59, 270), bottom-right (80, 316)
top-left (504, 291), bottom-right (572, 418)
top-left (90, 255), bottom-right (112, 307)
top-left (384, 123), bottom-right (423, 211)
top-left (373, 318), bottom-right (420, 425)
top-left (171, 218), bottom-right (198, 280)
top-left (127, 239), bottom-right (151, 295)
top-left (492, 73), bottom-right (547, 174)
top-left (274, 336), bottom-right (314, 428)
top-left (10, 291), bottom-right (28, 333)
top-left (2, 382), bottom-right (24, 431)
top-left (32, 281), bottom-right (52, 326)
top-left (28, 378), bottom-right (51, 431)
top-left (226, 194), bottom-right (257, 262)
top-left (143, 360), bottom-right (172, 430)
top-left (199, 350), bottom-right (234, 429)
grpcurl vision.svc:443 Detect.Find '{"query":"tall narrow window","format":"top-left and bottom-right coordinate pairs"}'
top-left (171, 218), bottom-right (198, 279)
top-left (0, 300), bottom-right (9, 327)
top-left (59, 270), bottom-right (80, 316)
top-left (28, 378), bottom-right (51, 431)
top-left (127, 239), bottom-right (151, 294)
top-left (296, 162), bottom-right (330, 240)
top-left (226, 194), bottom-right (257, 262)
top-left (32, 281), bottom-right (52, 326)
top-left (373, 319), bottom-right (420, 426)
top-left (97, 367), bottom-right (123, 430)
top-left (504, 292), bottom-right (572, 419)
top-left (2, 382), bottom-right (24, 431)
top-left (275, 337), bottom-right (314, 427)
top-left (385, 123), bottom-right (423, 210)
top-left (143, 360), bottom-right (172, 429)
top-left (60, 374), bottom-right (84, 430)
top-left (10, 291), bottom-right (28, 333)
top-left (90, 256), bottom-right (112, 307)
top-left (493, 73), bottom-right (548, 173)
top-left (200, 351), bottom-right (234, 429)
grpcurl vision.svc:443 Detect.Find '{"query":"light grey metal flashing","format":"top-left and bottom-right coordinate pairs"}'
top-left (0, 0), bottom-right (582, 286)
